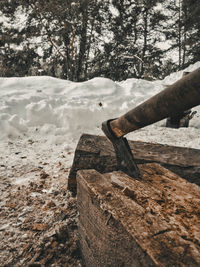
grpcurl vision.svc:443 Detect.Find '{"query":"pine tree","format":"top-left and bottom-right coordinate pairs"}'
top-left (0, 1), bottom-right (40, 76)
top-left (182, 0), bottom-right (200, 66)
top-left (1, 0), bottom-right (198, 80)
top-left (164, 0), bottom-right (200, 69)
top-left (96, 0), bottom-right (167, 80)
top-left (0, 0), bottom-right (106, 80)
top-left (93, 0), bottom-right (144, 81)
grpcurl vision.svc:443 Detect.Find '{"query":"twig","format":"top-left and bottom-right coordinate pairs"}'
top-left (47, 35), bottom-right (65, 58)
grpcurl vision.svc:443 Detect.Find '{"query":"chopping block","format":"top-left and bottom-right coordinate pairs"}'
top-left (77, 165), bottom-right (200, 267)
top-left (68, 134), bottom-right (200, 194)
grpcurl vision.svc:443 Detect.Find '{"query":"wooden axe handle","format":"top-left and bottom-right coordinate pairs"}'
top-left (110, 67), bottom-right (200, 138)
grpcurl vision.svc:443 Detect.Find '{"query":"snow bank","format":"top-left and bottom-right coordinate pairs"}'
top-left (0, 62), bottom-right (199, 150)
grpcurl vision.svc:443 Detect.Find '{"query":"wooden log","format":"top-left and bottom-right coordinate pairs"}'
top-left (77, 164), bottom-right (200, 267)
top-left (68, 134), bottom-right (200, 193)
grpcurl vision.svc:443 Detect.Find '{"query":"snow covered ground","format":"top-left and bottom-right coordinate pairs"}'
top-left (0, 61), bottom-right (200, 176)
top-left (0, 62), bottom-right (199, 266)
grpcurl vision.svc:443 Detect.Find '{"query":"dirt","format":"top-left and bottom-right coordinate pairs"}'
top-left (0, 140), bottom-right (83, 267)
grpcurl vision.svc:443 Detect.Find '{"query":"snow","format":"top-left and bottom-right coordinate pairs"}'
top-left (0, 62), bottom-right (200, 176)
top-left (0, 62), bottom-right (200, 266)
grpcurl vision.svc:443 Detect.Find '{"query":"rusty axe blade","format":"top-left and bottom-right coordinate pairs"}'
top-left (102, 119), bottom-right (141, 179)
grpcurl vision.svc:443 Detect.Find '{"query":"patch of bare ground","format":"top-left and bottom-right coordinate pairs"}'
top-left (0, 164), bottom-right (83, 267)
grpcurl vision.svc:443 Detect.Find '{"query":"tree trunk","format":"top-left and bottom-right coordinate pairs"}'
top-left (76, 1), bottom-right (88, 81)
top-left (182, 0), bottom-right (188, 67)
top-left (178, 0), bottom-right (182, 68)
top-left (140, 8), bottom-right (148, 77)
top-left (84, 18), bottom-right (94, 79)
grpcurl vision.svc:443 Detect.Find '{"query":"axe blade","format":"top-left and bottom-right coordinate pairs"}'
top-left (102, 120), bottom-right (141, 179)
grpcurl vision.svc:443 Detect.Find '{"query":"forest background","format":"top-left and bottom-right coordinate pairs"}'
top-left (0, 0), bottom-right (199, 81)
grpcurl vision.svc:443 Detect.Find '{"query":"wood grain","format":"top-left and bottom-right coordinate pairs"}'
top-left (77, 165), bottom-right (200, 267)
top-left (68, 134), bottom-right (200, 193)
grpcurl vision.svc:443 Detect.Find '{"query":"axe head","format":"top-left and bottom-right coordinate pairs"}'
top-left (102, 120), bottom-right (141, 179)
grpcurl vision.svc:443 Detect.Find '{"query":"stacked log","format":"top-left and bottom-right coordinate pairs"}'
top-left (77, 164), bottom-right (200, 267)
top-left (68, 134), bottom-right (200, 194)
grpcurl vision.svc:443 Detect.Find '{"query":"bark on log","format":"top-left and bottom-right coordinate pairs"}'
top-left (68, 134), bottom-right (200, 194)
top-left (77, 165), bottom-right (200, 267)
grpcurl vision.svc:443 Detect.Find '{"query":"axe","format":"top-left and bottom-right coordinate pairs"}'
top-left (102, 67), bottom-right (200, 178)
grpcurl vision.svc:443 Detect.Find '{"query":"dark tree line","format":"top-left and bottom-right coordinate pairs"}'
top-left (165, 0), bottom-right (200, 69)
top-left (0, 0), bottom-right (199, 81)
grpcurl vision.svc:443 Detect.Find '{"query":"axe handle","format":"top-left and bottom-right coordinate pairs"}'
top-left (110, 67), bottom-right (200, 138)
